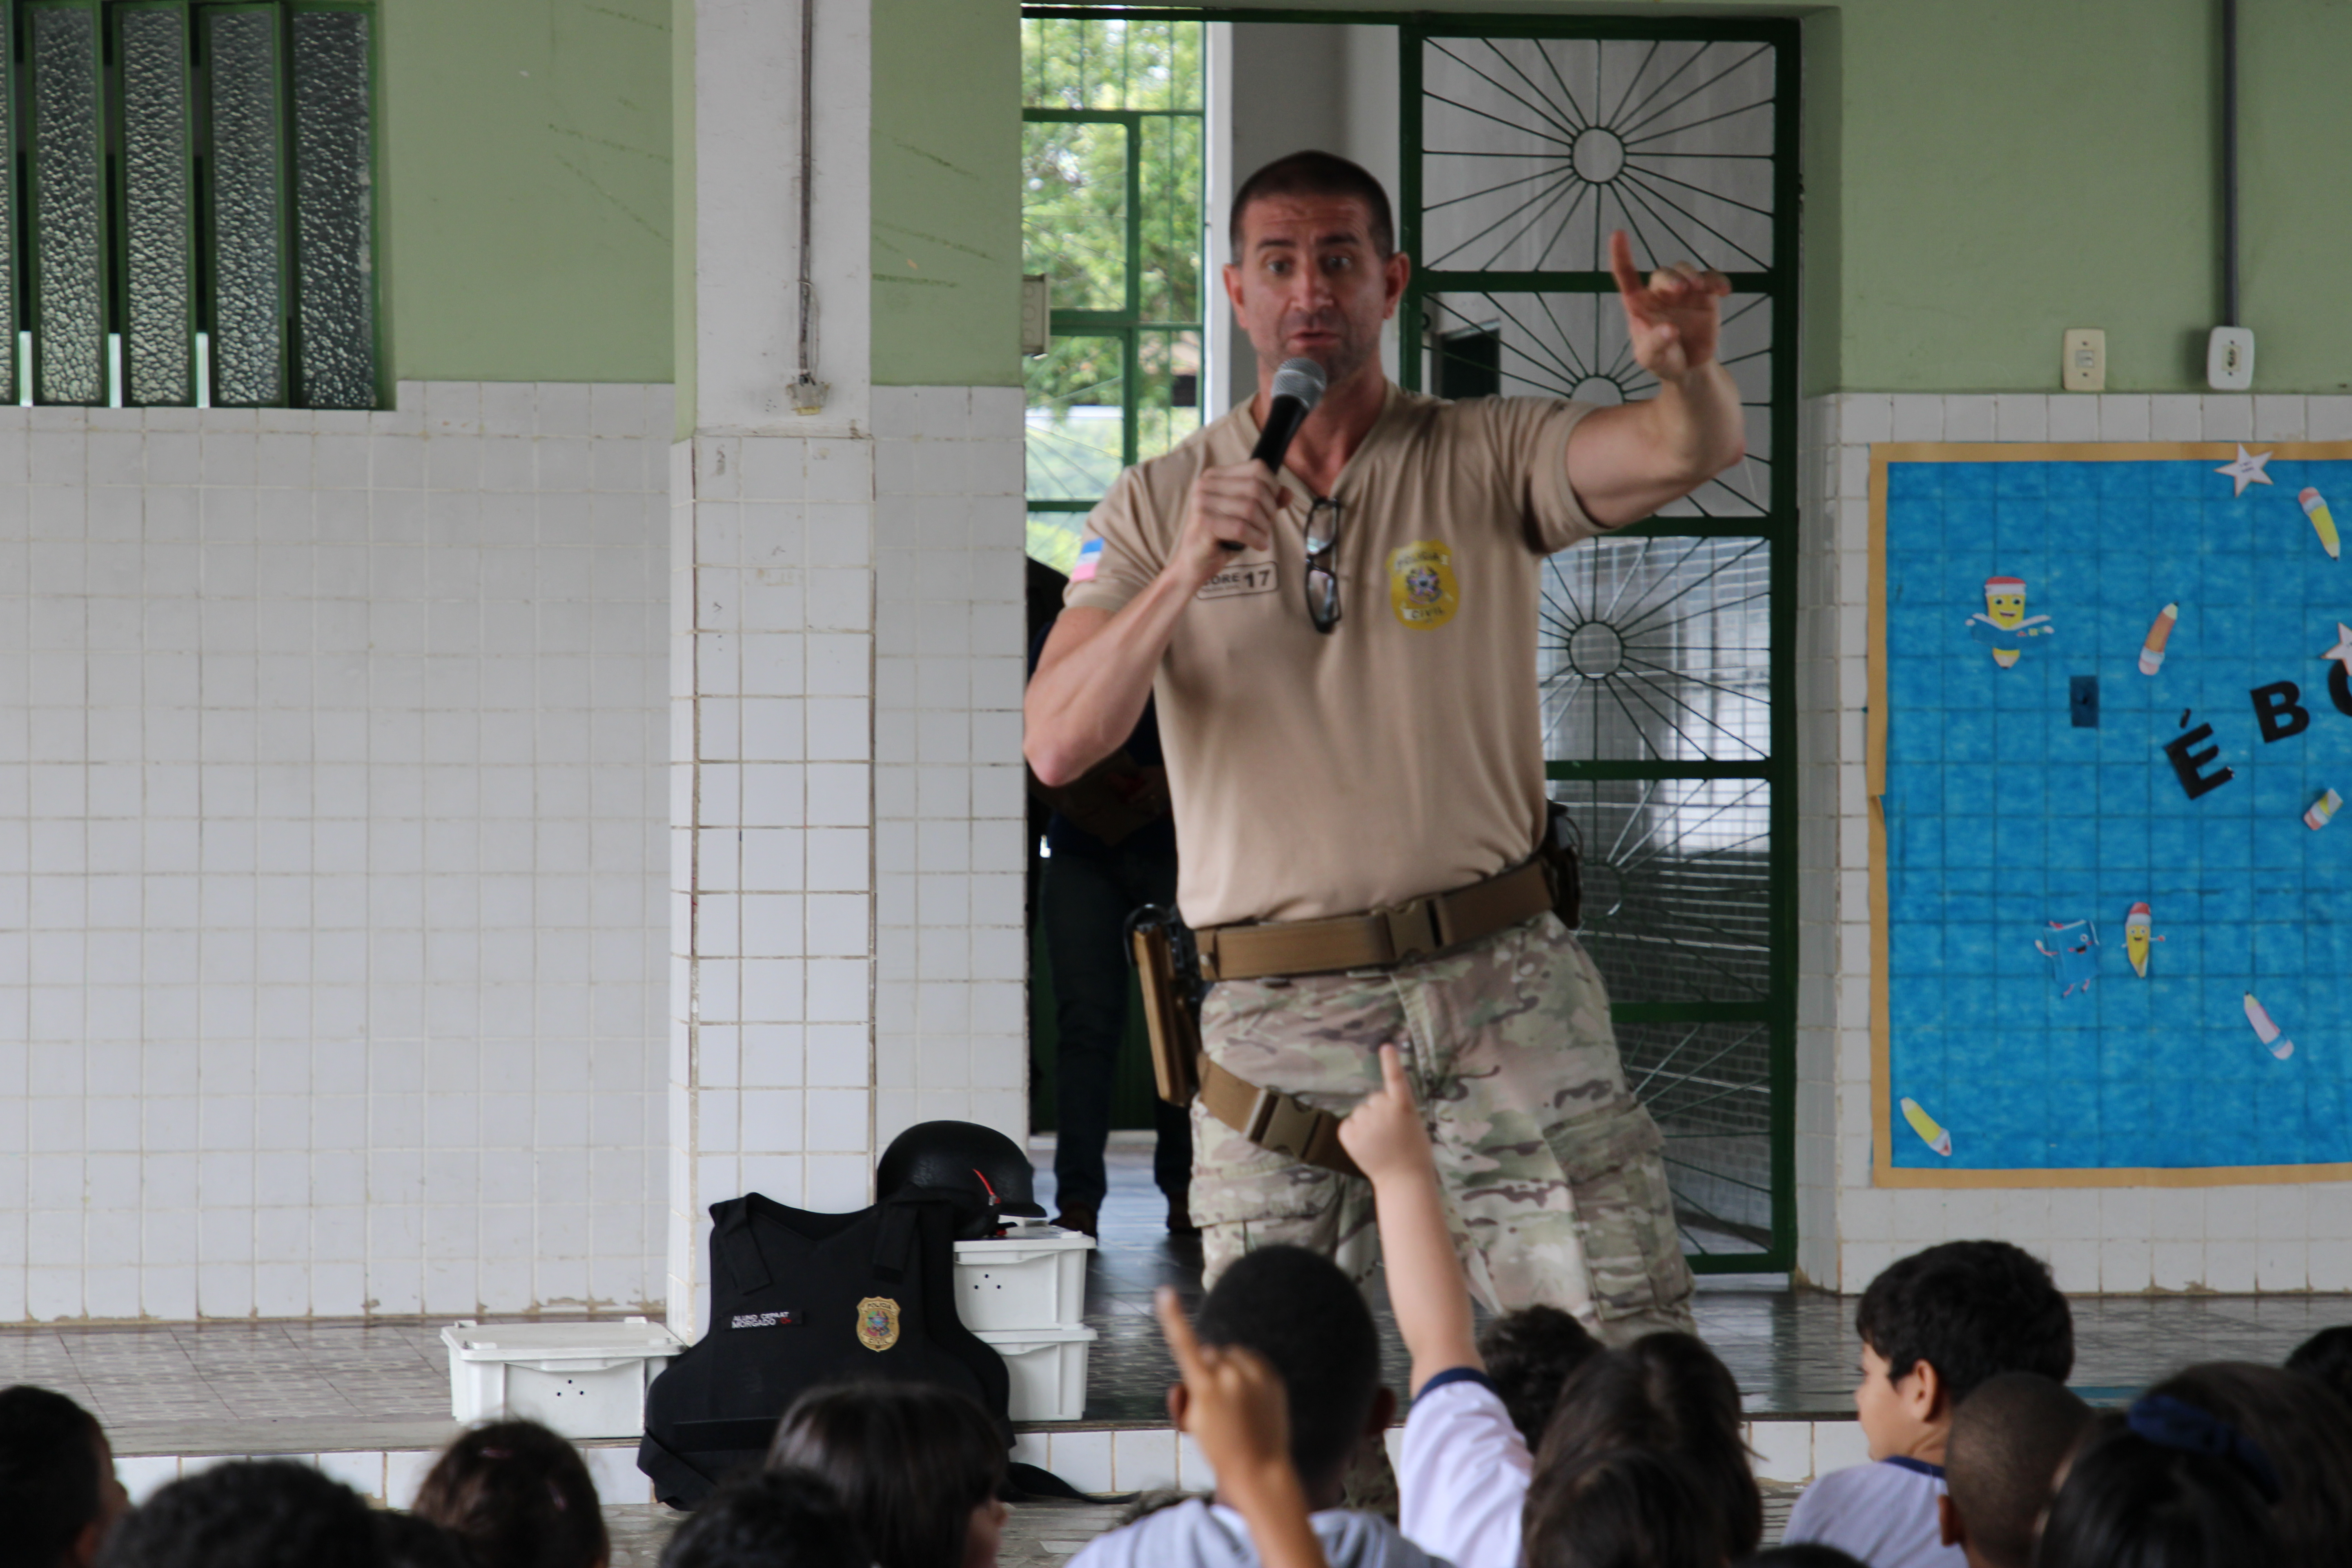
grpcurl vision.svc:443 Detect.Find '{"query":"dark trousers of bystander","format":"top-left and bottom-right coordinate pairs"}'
top-left (1040, 842), bottom-right (1190, 1214)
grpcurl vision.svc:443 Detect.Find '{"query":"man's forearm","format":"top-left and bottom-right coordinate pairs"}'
top-left (1567, 362), bottom-right (1747, 528)
top-left (1023, 568), bottom-right (1196, 787)
top-left (1645, 361), bottom-right (1745, 481)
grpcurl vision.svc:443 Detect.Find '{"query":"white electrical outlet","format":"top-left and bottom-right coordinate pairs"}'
top-left (2062, 328), bottom-right (2106, 392)
top-left (1020, 275), bottom-right (1051, 357)
top-left (2207, 326), bottom-right (2255, 391)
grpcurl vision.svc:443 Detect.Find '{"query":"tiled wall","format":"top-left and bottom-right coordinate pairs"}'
top-left (664, 386), bottom-right (1028, 1338)
top-left (1798, 391), bottom-right (2352, 1292)
top-left (0, 382), bottom-right (671, 1321)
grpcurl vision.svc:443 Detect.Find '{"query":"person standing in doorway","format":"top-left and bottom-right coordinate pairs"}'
top-left (1024, 150), bottom-right (1745, 1340)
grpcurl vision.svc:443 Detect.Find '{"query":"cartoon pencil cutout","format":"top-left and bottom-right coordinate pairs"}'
top-left (2124, 902), bottom-right (2163, 977)
top-left (1900, 1097), bottom-right (1953, 1157)
top-left (2139, 604), bottom-right (2178, 675)
top-left (2244, 992), bottom-right (2296, 1061)
top-left (2308, 788), bottom-right (2342, 831)
top-left (2303, 488), bottom-right (2341, 560)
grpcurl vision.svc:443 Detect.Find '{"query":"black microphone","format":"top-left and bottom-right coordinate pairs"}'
top-left (1226, 357), bottom-right (1327, 549)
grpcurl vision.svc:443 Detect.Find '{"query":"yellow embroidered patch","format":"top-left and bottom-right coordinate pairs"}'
top-left (1388, 541), bottom-right (1459, 630)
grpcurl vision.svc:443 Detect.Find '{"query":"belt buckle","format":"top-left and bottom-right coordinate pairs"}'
top-left (1243, 1085), bottom-right (1318, 1161)
top-left (1377, 899), bottom-right (1442, 964)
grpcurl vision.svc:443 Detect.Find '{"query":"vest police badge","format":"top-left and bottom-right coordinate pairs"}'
top-left (854, 1296), bottom-right (901, 1352)
top-left (1388, 541), bottom-right (1459, 630)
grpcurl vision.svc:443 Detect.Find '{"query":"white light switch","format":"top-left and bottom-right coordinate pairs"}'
top-left (2062, 328), bottom-right (2106, 393)
top-left (2207, 326), bottom-right (2255, 391)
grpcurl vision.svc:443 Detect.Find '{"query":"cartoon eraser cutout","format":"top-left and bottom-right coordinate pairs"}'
top-left (2033, 917), bottom-right (2100, 998)
top-left (2244, 991), bottom-right (2296, 1061)
top-left (1900, 1096), bottom-right (1953, 1158)
top-left (2308, 788), bottom-right (2342, 831)
top-left (2123, 901), bottom-right (2164, 978)
top-left (1966, 575), bottom-right (2054, 668)
top-left (2139, 603), bottom-right (2178, 676)
top-left (2302, 488), bottom-right (2340, 560)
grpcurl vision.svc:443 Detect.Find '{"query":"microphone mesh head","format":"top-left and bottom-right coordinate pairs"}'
top-left (1270, 358), bottom-right (1327, 409)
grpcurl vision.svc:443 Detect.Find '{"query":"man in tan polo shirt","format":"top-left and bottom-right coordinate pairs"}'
top-left (1024, 151), bottom-right (1744, 1343)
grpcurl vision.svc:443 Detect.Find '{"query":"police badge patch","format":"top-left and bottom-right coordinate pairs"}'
top-left (854, 1296), bottom-right (901, 1352)
top-left (1387, 540), bottom-right (1459, 629)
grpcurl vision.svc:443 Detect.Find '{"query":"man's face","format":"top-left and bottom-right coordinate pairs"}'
top-left (1222, 193), bottom-right (1409, 390)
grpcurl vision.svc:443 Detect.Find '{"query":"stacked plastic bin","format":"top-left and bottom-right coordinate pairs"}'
top-left (951, 1223), bottom-right (1098, 1422)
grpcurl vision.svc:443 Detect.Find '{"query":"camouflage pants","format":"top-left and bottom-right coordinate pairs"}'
top-left (1191, 912), bottom-right (1695, 1347)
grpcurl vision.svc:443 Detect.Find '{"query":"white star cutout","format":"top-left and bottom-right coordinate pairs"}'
top-left (2216, 443), bottom-right (2276, 497)
top-left (2326, 622), bottom-right (2352, 673)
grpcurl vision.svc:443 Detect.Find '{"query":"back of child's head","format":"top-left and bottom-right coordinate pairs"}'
top-left (661, 1468), bottom-right (870, 1568)
top-left (1, 1384), bottom-right (109, 1568)
top-left (1855, 1240), bottom-right (2073, 1401)
top-left (1477, 1304), bottom-right (1600, 1448)
top-left (2283, 1324), bottom-right (2352, 1411)
top-left (2035, 1406), bottom-right (2277, 1568)
top-left (94, 1459), bottom-right (378, 1568)
top-left (411, 1419), bottom-right (607, 1568)
top-left (1943, 1372), bottom-right (2092, 1568)
top-left (1192, 1245), bottom-right (1381, 1491)
top-left (376, 1512), bottom-right (471, 1568)
top-left (1735, 1549), bottom-right (1869, 1568)
top-left (1534, 1332), bottom-right (1760, 1560)
top-left (767, 1379), bottom-right (1005, 1568)
top-left (2142, 1361), bottom-right (2352, 1568)
top-left (1521, 1449), bottom-right (1718, 1568)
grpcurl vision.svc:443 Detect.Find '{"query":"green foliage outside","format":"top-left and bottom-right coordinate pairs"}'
top-left (1021, 18), bottom-right (1207, 570)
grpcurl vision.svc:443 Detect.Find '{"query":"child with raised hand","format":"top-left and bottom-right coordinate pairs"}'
top-left (1153, 1285), bottom-right (1331, 1568)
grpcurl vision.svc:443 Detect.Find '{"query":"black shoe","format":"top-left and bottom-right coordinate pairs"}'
top-left (1055, 1205), bottom-right (1099, 1238)
top-left (1166, 1199), bottom-right (1200, 1238)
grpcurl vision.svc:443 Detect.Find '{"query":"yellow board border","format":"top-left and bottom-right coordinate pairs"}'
top-left (1868, 439), bottom-right (2352, 1189)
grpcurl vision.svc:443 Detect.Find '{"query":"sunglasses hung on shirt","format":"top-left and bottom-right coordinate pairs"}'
top-left (1303, 495), bottom-right (1342, 634)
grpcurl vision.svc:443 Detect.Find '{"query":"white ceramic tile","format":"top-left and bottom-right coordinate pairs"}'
top-left (2047, 395), bottom-right (2099, 442)
top-left (1747, 1419), bottom-right (1814, 1483)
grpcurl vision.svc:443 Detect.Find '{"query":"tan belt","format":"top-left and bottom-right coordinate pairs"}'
top-left (1189, 861), bottom-right (1554, 1179)
top-left (1194, 861), bottom-right (1553, 983)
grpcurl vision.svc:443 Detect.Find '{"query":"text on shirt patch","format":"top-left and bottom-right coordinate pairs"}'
top-left (731, 1310), bottom-right (795, 1328)
top-left (1197, 562), bottom-right (1278, 600)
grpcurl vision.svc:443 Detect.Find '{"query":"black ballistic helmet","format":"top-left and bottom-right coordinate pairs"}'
top-left (876, 1121), bottom-right (1048, 1231)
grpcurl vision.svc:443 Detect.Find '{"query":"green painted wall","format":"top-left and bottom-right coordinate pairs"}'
top-left (870, 0), bottom-right (1025, 387)
top-left (383, 0), bottom-right (672, 384)
top-left (864, 0), bottom-right (2352, 395)
top-left (673, 0), bottom-right (696, 434)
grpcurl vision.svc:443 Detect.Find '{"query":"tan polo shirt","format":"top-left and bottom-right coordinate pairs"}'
top-left (1065, 384), bottom-right (1610, 930)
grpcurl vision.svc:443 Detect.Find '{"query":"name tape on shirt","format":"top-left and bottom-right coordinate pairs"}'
top-left (1197, 561), bottom-right (1278, 600)
top-left (730, 1310), bottom-right (796, 1329)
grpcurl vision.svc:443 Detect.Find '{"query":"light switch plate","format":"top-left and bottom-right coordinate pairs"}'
top-left (2062, 328), bottom-right (2106, 392)
top-left (1020, 275), bottom-right (1051, 357)
top-left (2207, 326), bottom-right (2255, 391)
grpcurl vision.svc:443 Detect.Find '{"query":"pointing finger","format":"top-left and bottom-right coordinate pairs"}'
top-left (1378, 1042), bottom-right (1411, 1100)
top-left (1156, 1285), bottom-right (1204, 1377)
top-left (1608, 229), bottom-right (1645, 301)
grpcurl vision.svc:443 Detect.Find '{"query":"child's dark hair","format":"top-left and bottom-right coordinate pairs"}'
top-left (661, 1468), bottom-right (870, 1568)
top-left (1, 1384), bottom-right (106, 1568)
top-left (95, 1459), bottom-right (378, 1568)
top-left (1522, 1449), bottom-right (1718, 1568)
top-left (1476, 1305), bottom-right (1599, 1447)
top-left (2035, 1410), bottom-right (2277, 1568)
top-left (1192, 1245), bottom-right (1381, 1488)
top-left (1736, 1549), bottom-right (1869, 1568)
top-left (768, 1381), bottom-right (1005, 1568)
top-left (411, 1419), bottom-right (608, 1568)
top-left (1944, 1372), bottom-right (2092, 1568)
top-left (376, 1512), bottom-right (472, 1568)
top-left (2284, 1324), bottom-right (2352, 1410)
top-left (2143, 1362), bottom-right (2352, 1568)
top-left (1854, 1240), bottom-right (2073, 1401)
top-left (1535, 1332), bottom-right (1761, 1561)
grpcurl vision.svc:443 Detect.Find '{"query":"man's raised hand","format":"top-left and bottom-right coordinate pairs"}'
top-left (1608, 229), bottom-right (1731, 386)
top-left (1175, 461), bottom-right (1280, 587)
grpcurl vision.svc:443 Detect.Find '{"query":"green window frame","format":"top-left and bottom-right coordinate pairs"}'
top-left (1, 0), bottom-right (383, 409)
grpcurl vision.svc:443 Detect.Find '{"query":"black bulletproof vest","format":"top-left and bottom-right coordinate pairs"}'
top-left (637, 1189), bottom-right (1011, 1508)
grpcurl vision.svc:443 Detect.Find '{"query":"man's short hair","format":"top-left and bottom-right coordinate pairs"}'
top-left (1944, 1372), bottom-right (2093, 1568)
top-left (1192, 1245), bottom-right (1380, 1485)
top-left (1478, 1305), bottom-right (1600, 1447)
top-left (661, 1469), bottom-right (870, 1568)
top-left (96, 1459), bottom-right (379, 1568)
top-left (1854, 1240), bottom-right (2074, 1401)
top-left (1, 1385), bottom-right (104, 1568)
top-left (1229, 151), bottom-right (1395, 261)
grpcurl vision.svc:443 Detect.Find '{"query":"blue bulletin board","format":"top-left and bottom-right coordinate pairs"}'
top-left (1870, 441), bottom-right (2352, 1186)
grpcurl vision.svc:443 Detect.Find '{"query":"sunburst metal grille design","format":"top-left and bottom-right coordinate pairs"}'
top-left (1427, 290), bottom-right (1771, 516)
top-left (1617, 1019), bottom-right (1773, 1252)
top-left (1539, 534), bottom-right (1771, 762)
top-left (1551, 777), bottom-right (1772, 1004)
top-left (1419, 36), bottom-right (1776, 275)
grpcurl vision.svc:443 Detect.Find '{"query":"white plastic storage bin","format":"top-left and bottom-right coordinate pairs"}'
top-left (442, 1319), bottom-right (684, 1440)
top-left (976, 1325), bottom-right (1097, 1423)
top-left (952, 1224), bottom-right (1094, 1332)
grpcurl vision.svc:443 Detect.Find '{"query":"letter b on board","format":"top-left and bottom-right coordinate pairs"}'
top-left (2251, 682), bottom-right (2310, 743)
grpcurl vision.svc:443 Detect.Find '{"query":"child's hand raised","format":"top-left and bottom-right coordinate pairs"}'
top-left (1157, 1286), bottom-right (1330, 1568)
top-left (1338, 1044), bottom-right (1433, 1186)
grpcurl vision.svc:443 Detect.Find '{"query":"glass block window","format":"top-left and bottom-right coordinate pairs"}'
top-left (1, 0), bottom-right (379, 408)
top-left (1021, 16), bottom-right (1205, 573)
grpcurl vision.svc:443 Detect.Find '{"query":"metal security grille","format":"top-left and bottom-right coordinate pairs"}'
top-left (1401, 19), bottom-right (1799, 1271)
top-left (1, 0), bottom-right (379, 408)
